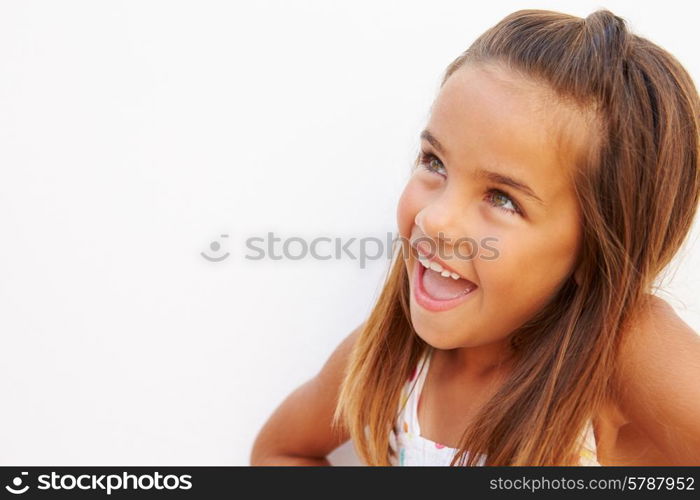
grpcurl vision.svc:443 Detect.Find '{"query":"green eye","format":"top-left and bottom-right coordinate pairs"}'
top-left (419, 152), bottom-right (446, 176)
top-left (492, 191), bottom-right (509, 206)
top-left (485, 189), bottom-right (522, 216)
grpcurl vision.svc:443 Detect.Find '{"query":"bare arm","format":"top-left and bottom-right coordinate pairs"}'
top-left (249, 322), bottom-right (363, 465)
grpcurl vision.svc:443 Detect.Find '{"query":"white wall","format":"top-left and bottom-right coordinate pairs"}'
top-left (0, 0), bottom-right (697, 466)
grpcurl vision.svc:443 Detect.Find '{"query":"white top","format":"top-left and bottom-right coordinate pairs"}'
top-left (388, 349), bottom-right (601, 466)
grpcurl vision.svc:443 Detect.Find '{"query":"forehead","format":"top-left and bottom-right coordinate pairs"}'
top-left (427, 63), bottom-right (592, 206)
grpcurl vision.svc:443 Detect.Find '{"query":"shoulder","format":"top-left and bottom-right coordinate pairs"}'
top-left (617, 294), bottom-right (698, 372)
top-left (612, 294), bottom-right (700, 464)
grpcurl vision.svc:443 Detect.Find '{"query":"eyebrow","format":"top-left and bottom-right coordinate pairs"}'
top-left (420, 129), bottom-right (545, 206)
top-left (420, 129), bottom-right (447, 156)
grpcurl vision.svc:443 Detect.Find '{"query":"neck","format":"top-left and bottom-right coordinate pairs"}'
top-left (442, 336), bottom-right (516, 381)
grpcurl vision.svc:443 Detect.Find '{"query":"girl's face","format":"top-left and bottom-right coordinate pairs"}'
top-left (397, 63), bottom-right (588, 352)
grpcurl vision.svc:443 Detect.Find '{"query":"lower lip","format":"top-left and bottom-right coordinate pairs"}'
top-left (412, 260), bottom-right (478, 312)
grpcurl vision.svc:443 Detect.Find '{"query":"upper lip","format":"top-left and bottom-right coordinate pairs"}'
top-left (410, 239), bottom-right (479, 287)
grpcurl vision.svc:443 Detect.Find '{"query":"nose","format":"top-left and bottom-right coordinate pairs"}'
top-left (414, 198), bottom-right (476, 260)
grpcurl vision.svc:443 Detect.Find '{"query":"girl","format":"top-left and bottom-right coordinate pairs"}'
top-left (250, 8), bottom-right (700, 466)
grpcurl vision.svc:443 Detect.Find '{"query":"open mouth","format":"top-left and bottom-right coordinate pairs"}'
top-left (413, 259), bottom-right (478, 312)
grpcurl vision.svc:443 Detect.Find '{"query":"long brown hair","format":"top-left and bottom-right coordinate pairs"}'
top-left (332, 8), bottom-right (700, 465)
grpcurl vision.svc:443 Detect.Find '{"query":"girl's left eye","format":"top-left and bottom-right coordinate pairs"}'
top-left (485, 189), bottom-right (522, 216)
top-left (417, 151), bottom-right (523, 217)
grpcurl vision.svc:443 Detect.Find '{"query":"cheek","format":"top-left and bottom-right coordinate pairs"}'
top-left (479, 220), bottom-right (581, 296)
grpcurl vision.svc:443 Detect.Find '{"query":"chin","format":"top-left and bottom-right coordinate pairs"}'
top-left (410, 317), bottom-right (462, 350)
top-left (410, 311), bottom-right (499, 351)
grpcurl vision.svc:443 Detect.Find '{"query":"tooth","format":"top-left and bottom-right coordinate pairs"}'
top-left (429, 261), bottom-right (443, 273)
top-left (440, 270), bottom-right (451, 277)
top-left (418, 257), bottom-right (431, 269)
top-left (450, 272), bottom-right (460, 280)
